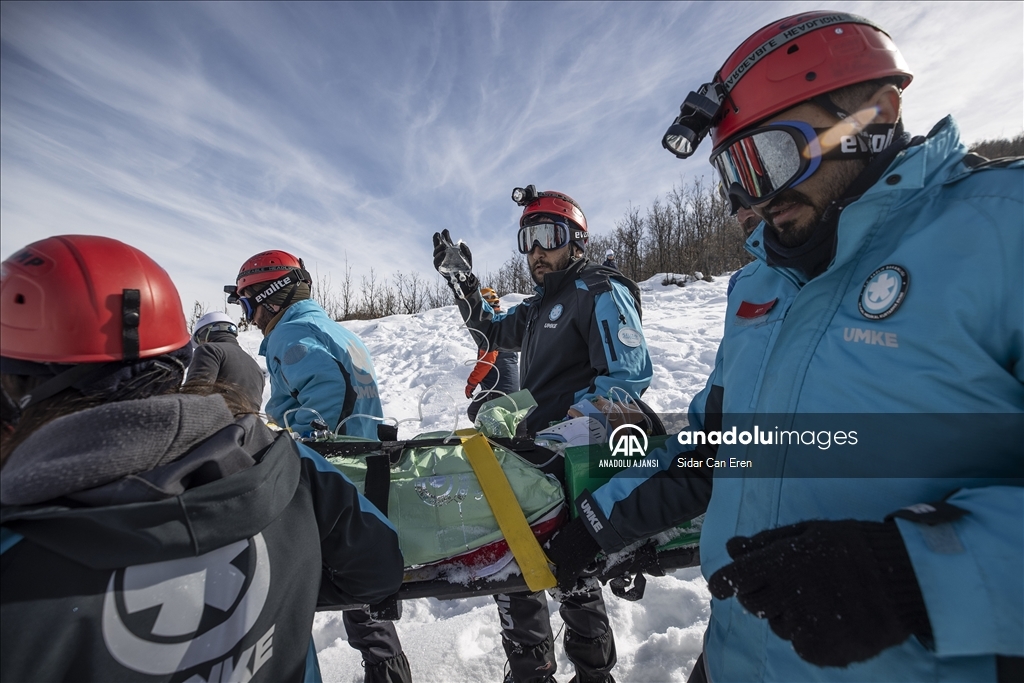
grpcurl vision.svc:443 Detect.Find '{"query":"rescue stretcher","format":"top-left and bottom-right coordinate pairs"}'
top-left (304, 392), bottom-right (701, 617)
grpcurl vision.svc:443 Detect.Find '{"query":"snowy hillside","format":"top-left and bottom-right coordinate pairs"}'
top-left (237, 273), bottom-right (731, 683)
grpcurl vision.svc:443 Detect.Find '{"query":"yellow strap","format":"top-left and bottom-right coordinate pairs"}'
top-left (461, 433), bottom-right (557, 592)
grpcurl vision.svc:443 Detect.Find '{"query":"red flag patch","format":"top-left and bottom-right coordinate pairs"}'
top-left (736, 298), bottom-right (778, 319)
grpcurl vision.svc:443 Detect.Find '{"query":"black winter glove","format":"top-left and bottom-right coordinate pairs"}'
top-left (432, 229), bottom-right (478, 298)
top-left (432, 229), bottom-right (473, 274)
top-left (544, 517), bottom-right (603, 593)
top-left (708, 519), bottom-right (932, 668)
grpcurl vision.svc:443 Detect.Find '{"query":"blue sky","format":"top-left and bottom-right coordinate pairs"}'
top-left (2, 1), bottom-right (1022, 311)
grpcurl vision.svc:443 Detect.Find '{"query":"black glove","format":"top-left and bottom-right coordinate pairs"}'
top-left (544, 517), bottom-right (603, 592)
top-left (708, 520), bottom-right (932, 668)
top-left (432, 229), bottom-right (473, 273)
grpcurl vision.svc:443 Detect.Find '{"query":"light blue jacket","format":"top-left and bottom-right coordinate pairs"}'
top-left (260, 299), bottom-right (383, 439)
top-left (582, 118), bottom-right (1023, 681)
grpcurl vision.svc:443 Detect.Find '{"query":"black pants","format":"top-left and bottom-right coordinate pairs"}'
top-left (494, 586), bottom-right (616, 683)
top-left (343, 608), bottom-right (412, 683)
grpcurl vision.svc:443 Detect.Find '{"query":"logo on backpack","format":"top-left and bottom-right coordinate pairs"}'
top-left (102, 534), bottom-right (273, 677)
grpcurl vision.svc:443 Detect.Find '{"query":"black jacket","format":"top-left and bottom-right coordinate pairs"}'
top-left (184, 331), bottom-right (266, 411)
top-left (0, 394), bottom-right (402, 683)
top-left (457, 259), bottom-right (652, 433)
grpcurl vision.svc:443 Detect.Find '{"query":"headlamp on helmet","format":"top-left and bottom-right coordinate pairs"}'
top-left (512, 185), bottom-right (538, 206)
top-left (662, 81), bottom-right (726, 159)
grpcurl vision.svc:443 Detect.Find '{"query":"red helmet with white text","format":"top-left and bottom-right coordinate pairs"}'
top-left (712, 12), bottom-right (913, 148)
top-left (235, 250), bottom-right (309, 292)
top-left (662, 12), bottom-right (913, 159)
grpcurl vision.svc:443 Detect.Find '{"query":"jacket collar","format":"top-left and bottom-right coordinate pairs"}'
top-left (259, 299), bottom-right (322, 354)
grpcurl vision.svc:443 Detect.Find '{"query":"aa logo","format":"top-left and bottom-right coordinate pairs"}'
top-left (608, 424), bottom-right (648, 458)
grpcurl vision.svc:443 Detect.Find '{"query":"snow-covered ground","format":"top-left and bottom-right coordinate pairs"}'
top-left (237, 273), bottom-right (731, 682)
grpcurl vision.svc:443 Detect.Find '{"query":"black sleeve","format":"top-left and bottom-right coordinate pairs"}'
top-left (578, 384), bottom-right (721, 552)
top-left (297, 446), bottom-right (404, 606)
top-left (456, 287), bottom-right (532, 352)
top-left (183, 344), bottom-right (224, 386)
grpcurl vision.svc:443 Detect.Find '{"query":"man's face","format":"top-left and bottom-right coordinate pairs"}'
top-left (528, 243), bottom-right (573, 285)
top-left (737, 207), bottom-right (761, 237)
top-left (750, 102), bottom-right (866, 247)
top-left (253, 305), bottom-right (273, 334)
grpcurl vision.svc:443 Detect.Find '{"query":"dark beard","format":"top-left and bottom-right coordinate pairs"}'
top-left (530, 250), bottom-right (574, 285)
top-left (764, 162), bottom-right (863, 247)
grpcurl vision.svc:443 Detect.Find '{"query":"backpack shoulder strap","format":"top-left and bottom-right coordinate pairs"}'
top-left (579, 266), bottom-right (643, 322)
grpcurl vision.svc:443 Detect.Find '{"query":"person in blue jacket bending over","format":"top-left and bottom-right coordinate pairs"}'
top-left (228, 250), bottom-right (412, 683)
top-left (547, 11), bottom-right (1023, 683)
top-left (229, 250), bottom-right (383, 440)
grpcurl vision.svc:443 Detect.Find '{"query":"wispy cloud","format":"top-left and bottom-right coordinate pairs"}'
top-left (2, 1), bottom-right (1021, 310)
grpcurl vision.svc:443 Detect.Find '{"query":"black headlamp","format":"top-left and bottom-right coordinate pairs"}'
top-left (511, 185), bottom-right (538, 206)
top-left (662, 81), bottom-right (726, 160)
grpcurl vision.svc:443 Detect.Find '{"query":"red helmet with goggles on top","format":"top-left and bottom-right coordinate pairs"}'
top-left (662, 12), bottom-right (913, 209)
top-left (228, 249), bottom-right (311, 322)
top-left (511, 185), bottom-right (588, 254)
top-left (712, 12), bottom-right (912, 148)
top-left (235, 250), bottom-right (307, 291)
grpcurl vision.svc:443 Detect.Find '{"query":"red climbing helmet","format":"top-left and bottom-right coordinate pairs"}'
top-left (234, 250), bottom-right (309, 291)
top-left (662, 11), bottom-right (913, 159)
top-left (0, 235), bottom-right (190, 363)
top-left (511, 185), bottom-right (588, 253)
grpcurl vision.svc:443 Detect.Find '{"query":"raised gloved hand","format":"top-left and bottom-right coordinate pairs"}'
top-left (432, 229), bottom-right (473, 274)
top-left (432, 229), bottom-right (477, 297)
top-left (544, 517), bottom-right (603, 593)
top-left (708, 519), bottom-right (932, 668)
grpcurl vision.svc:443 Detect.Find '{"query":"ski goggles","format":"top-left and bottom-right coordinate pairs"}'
top-left (517, 219), bottom-right (586, 254)
top-left (225, 270), bottom-right (303, 322)
top-left (710, 120), bottom-right (883, 208)
top-left (225, 286), bottom-right (259, 322)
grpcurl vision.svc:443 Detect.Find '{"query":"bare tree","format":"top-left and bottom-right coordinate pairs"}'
top-left (969, 132), bottom-right (1024, 159)
top-left (426, 275), bottom-right (455, 309)
top-left (187, 300), bottom-right (209, 334)
top-left (613, 205), bottom-right (646, 281)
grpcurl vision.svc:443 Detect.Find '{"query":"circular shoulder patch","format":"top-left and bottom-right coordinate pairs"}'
top-left (859, 265), bottom-right (909, 320)
top-left (548, 304), bottom-right (564, 321)
top-left (282, 343), bottom-right (309, 365)
top-left (617, 327), bottom-right (643, 348)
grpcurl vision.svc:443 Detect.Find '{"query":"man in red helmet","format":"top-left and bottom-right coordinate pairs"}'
top-left (0, 236), bottom-right (404, 683)
top-left (549, 11), bottom-right (1023, 683)
top-left (228, 251), bottom-right (411, 683)
top-left (432, 186), bottom-right (653, 683)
